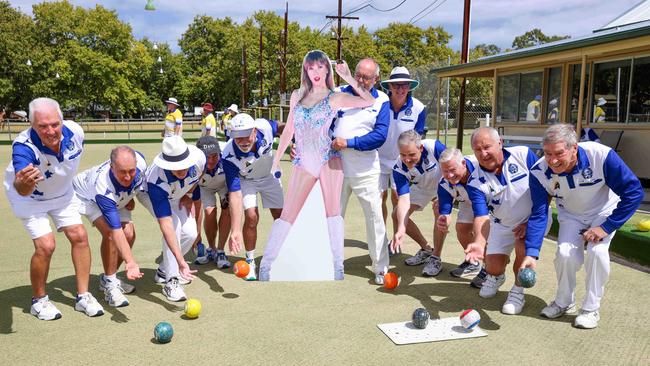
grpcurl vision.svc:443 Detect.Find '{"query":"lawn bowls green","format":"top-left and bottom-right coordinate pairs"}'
top-left (154, 322), bottom-right (174, 343)
top-left (411, 308), bottom-right (430, 329)
top-left (518, 268), bottom-right (537, 288)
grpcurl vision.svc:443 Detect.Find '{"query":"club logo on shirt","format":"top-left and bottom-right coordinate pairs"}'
top-left (66, 140), bottom-right (75, 151)
top-left (405, 108), bottom-right (412, 116)
top-left (508, 164), bottom-right (518, 174)
top-left (259, 138), bottom-right (267, 147)
top-left (423, 157), bottom-right (429, 165)
top-left (190, 169), bottom-right (197, 178)
top-left (554, 181), bottom-right (560, 190)
top-left (581, 168), bottom-right (593, 179)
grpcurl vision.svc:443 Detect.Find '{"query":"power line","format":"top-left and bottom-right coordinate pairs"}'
top-left (408, 0), bottom-right (440, 23)
top-left (411, 0), bottom-right (448, 25)
top-left (318, 0), bottom-right (407, 34)
top-left (318, 0), bottom-right (370, 34)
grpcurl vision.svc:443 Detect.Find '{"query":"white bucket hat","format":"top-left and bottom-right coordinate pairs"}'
top-left (597, 97), bottom-right (606, 106)
top-left (165, 97), bottom-right (180, 106)
top-left (227, 104), bottom-right (239, 113)
top-left (380, 66), bottom-right (420, 91)
top-left (154, 135), bottom-right (202, 170)
top-left (229, 113), bottom-right (256, 138)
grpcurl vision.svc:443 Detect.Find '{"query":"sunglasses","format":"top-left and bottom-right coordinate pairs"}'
top-left (389, 83), bottom-right (411, 90)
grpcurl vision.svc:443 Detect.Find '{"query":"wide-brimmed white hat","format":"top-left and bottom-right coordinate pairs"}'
top-left (597, 97), bottom-right (606, 106)
top-left (229, 113), bottom-right (256, 138)
top-left (227, 104), bottom-right (239, 113)
top-left (154, 135), bottom-right (202, 170)
top-left (380, 66), bottom-right (419, 91)
top-left (165, 97), bottom-right (180, 106)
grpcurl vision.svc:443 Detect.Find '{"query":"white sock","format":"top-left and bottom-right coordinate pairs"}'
top-left (104, 273), bottom-right (118, 282)
top-left (512, 285), bottom-right (524, 293)
top-left (246, 250), bottom-right (255, 260)
top-left (216, 249), bottom-right (225, 254)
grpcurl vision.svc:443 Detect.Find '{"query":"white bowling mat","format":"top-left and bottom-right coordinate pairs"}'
top-left (377, 317), bottom-right (487, 345)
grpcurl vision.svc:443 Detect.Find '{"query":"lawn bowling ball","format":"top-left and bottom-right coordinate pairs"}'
top-left (459, 309), bottom-right (481, 330)
top-left (518, 268), bottom-right (537, 288)
top-left (234, 260), bottom-right (250, 278)
top-left (154, 322), bottom-right (174, 343)
top-left (184, 298), bottom-right (202, 319)
top-left (636, 220), bottom-right (650, 232)
top-left (383, 272), bottom-right (398, 289)
top-left (411, 308), bottom-right (429, 329)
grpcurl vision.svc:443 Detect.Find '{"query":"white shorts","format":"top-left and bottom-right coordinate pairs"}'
top-left (456, 201), bottom-right (474, 224)
top-left (410, 185), bottom-right (438, 211)
top-left (200, 186), bottom-right (229, 209)
top-left (379, 172), bottom-right (396, 192)
top-left (76, 195), bottom-right (132, 224)
top-left (241, 175), bottom-right (284, 210)
top-left (486, 207), bottom-right (552, 255)
top-left (10, 193), bottom-right (83, 240)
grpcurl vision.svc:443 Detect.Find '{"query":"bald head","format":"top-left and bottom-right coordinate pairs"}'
top-left (471, 127), bottom-right (504, 171)
top-left (354, 58), bottom-right (379, 90)
top-left (110, 146), bottom-right (138, 187)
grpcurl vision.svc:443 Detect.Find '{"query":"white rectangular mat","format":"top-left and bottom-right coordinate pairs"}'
top-left (377, 317), bottom-right (487, 345)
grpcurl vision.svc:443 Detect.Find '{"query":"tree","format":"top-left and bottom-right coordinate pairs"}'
top-left (512, 28), bottom-right (569, 50)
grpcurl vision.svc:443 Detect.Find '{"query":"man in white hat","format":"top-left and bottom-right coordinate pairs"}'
top-left (593, 97), bottom-right (606, 123)
top-left (4, 97), bottom-right (104, 320)
top-left (331, 58), bottom-right (390, 285)
top-left (140, 135), bottom-right (205, 301)
top-left (72, 146), bottom-right (146, 308)
top-left (221, 104), bottom-right (239, 141)
top-left (222, 113), bottom-right (284, 280)
top-left (377, 67), bottom-right (439, 269)
top-left (163, 97), bottom-right (183, 137)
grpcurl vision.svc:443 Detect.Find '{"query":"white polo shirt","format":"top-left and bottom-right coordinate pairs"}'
top-left (378, 96), bottom-right (427, 174)
top-left (332, 86), bottom-right (390, 177)
top-left (437, 155), bottom-right (489, 217)
top-left (221, 118), bottom-right (277, 192)
top-left (4, 120), bottom-right (84, 203)
top-left (143, 148), bottom-right (206, 218)
top-left (467, 146), bottom-right (539, 227)
top-left (525, 141), bottom-right (643, 257)
top-left (392, 139), bottom-right (446, 196)
top-left (73, 152), bottom-right (147, 229)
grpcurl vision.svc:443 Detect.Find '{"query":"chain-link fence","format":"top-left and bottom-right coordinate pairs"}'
top-left (412, 62), bottom-right (493, 145)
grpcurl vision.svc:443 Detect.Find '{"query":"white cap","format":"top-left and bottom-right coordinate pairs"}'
top-left (597, 97), bottom-right (606, 106)
top-left (229, 113), bottom-right (256, 138)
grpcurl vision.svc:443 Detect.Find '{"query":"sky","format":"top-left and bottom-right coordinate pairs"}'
top-left (9, 0), bottom-right (643, 53)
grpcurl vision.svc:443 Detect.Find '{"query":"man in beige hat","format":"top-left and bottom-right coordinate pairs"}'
top-left (221, 104), bottom-right (239, 140)
top-left (163, 97), bottom-right (183, 137)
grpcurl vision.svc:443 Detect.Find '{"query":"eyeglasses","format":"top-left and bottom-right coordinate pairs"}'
top-left (355, 73), bottom-right (376, 82)
top-left (389, 83), bottom-right (410, 90)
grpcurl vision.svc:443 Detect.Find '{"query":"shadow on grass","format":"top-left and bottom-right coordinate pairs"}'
top-left (343, 252), bottom-right (556, 331)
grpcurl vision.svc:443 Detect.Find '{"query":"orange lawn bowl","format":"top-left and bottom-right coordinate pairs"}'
top-left (233, 260), bottom-right (250, 278)
top-left (384, 272), bottom-right (398, 290)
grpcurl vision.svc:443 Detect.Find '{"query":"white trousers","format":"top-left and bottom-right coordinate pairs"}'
top-left (341, 173), bottom-right (388, 274)
top-left (554, 215), bottom-right (614, 311)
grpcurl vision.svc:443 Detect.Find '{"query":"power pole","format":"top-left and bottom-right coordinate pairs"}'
top-left (456, 0), bottom-right (471, 150)
top-left (259, 26), bottom-right (264, 106)
top-left (241, 45), bottom-right (248, 107)
top-left (279, 2), bottom-right (288, 95)
top-left (326, 0), bottom-right (358, 84)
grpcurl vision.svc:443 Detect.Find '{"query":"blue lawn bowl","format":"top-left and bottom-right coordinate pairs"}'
top-left (412, 308), bottom-right (430, 329)
top-left (518, 268), bottom-right (537, 288)
top-left (154, 322), bottom-right (174, 344)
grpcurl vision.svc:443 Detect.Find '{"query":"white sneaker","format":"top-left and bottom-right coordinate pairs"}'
top-left (479, 274), bottom-right (506, 298)
top-left (104, 284), bottom-right (129, 307)
top-left (501, 288), bottom-right (525, 315)
top-left (75, 293), bottom-right (105, 317)
top-left (155, 268), bottom-right (191, 285)
top-left (194, 248), bottom-right (214, 265)
top-left (375, 272), bottom-right (385, 285)
top-left (540, 301), bottom-right (577, 319)
top-left (99, 274), bottom-right (135, 294)
top-left (30, 295), bottom-right (62, 321)
top-left (163, 278), bottom-right (187, 302)
top-left (574, 310), bottom-right (600, 329)
top-left (404, 249), bottom-right (433, 266)
top-left (244, 259), bottom-right (257, 281)
top-left (422, 255), bottom-right (443, 277)
top-left (215, 252), bottom-right (231, 269)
